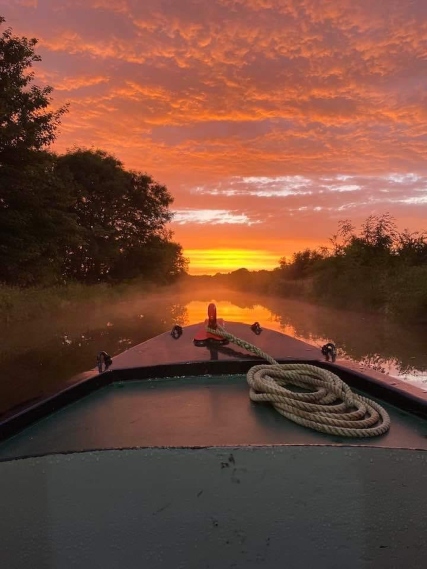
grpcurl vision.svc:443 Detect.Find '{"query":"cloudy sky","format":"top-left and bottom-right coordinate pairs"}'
top-left (2, 0), bottom-right (427, 274)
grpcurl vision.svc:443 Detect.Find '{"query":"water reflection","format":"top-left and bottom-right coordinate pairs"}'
top-left (1, 288), bottom-right (426, 416)
top-left (182, 296), bottom-right (427, 386)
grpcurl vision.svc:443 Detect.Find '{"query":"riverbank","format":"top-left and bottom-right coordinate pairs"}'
top-left (0, 281), bottom-right (161, 324)
top-left (185, 265), bottom-right (427, 325)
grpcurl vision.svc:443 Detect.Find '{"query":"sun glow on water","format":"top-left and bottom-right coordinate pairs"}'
top-left (183, 300), bottom-right (298, 336)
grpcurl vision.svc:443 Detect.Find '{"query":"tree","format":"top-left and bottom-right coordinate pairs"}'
top-left (0, 151), bottom-right (81, 285)
top-left (56, 148), bottom-right (187, 282)
top-left (110, 237), bottom-right (188, 283)
top-left (0, 19), bottom-right (187, 286)
top-left (0, 18), bottom-right (73, 285)
top-left (359, 213), bottom-right (397, 251)
top-left (395, 230), bottom-right (427, 266)
top-left (0, 17), bottom-right (68, 164)
top-left (281, 249), bottom-right (325, 279)
top-left (337, 214), bottom-right (397, 270)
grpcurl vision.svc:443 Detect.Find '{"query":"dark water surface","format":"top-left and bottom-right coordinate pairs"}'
top-left (1, 288), bottom-right (426, 416)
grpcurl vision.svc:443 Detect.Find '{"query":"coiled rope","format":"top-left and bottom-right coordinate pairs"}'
top-left (206, 325), bottom-right (391, 438)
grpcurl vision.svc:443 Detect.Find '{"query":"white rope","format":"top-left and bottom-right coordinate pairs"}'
top-left (207, 325), bottom-right (391, 438)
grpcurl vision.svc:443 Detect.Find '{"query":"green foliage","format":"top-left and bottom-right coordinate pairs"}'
top-left (280, 248), bottom-right (326, 279)
top-left (110, 236), bottom-right (188, 283)
top-left (278, 213), bottom-right (427, 322)
top-left (310, 214), bottom-right (398, 311)
top-left (0, 18), bottom-right (74, 285)
top-left (56, 148), bottom-right (187, 283)
top-left (0, 17), bottom-right (68, 163)
top-left (386, 265), bottom-right (427, 323)
top-left (0, 18), bottom-right (186, 287)
top-left (0, 150), bottom-right (81, 285)
top-left (395, 229), bottom-right (427, 266)
top-left (218, 213), bottom-right (427, 324)
top-left (204, 268), bottom-right (276, 294)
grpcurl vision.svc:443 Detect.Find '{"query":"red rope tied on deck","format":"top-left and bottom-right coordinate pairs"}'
top-left (206, 324), bottom-right (391, 438)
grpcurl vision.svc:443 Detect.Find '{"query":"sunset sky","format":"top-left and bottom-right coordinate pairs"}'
top-left (2, 0), bottom-right (427, 274)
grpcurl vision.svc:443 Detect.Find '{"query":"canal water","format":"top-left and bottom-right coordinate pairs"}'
top-left (1, 288), bottom-right (426, 416)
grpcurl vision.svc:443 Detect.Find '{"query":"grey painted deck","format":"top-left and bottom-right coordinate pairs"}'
top-left (1, 374), bottom-right (427, 461)
top-left (1, 446), bottom-right (427, 568)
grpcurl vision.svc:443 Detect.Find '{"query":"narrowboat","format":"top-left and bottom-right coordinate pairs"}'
top-left (1, 304), bottom-right (426, 568)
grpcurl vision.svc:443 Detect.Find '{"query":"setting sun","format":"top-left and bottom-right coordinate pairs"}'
top-left (185, 249), bottom-right (281, 275)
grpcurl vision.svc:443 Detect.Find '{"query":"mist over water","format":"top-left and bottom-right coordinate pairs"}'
top-left (1, 286), bottom-right (426, 416)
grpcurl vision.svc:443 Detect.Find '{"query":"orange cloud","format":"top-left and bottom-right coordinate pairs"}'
top-left (3, 0), bottom-right (427, 274)
top-left (54, 74), bottom-right (110, 91)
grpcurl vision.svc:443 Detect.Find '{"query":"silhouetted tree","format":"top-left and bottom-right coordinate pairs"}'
top-left (0, 17), bottom-right (68, 164)
top-left (0, 152), bottom-right (81, 285)
top-left (0, 17), bottom-right (72, 285)
top-left (395, 229), bottom-right (427, 266)
top-left (110, 237), bottom-right (188, 283)
top-left (280, 249), bottom-right (325, 279)
top-left (56, 148), bottom-right (187, 282)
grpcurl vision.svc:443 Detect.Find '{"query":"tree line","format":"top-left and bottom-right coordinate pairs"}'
top-left (201, 213), bottom-right (427, 323)
top-left (277, 213), bottom-right (427, 322)
top-left (0, 17), bottom-right (187, 286)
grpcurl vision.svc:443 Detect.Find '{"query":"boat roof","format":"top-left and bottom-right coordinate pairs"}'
top-left (1, 321), bottom-right (427, 460)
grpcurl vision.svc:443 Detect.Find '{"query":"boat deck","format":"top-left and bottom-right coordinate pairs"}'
top-left (1, 321), bottom-right (427, 460)
top-left (1, 373), bottom-right (427, 461)
top-left (110, 322), bottom-right (321, 368)
top-left (2, 321), bottom-right (427, 568)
